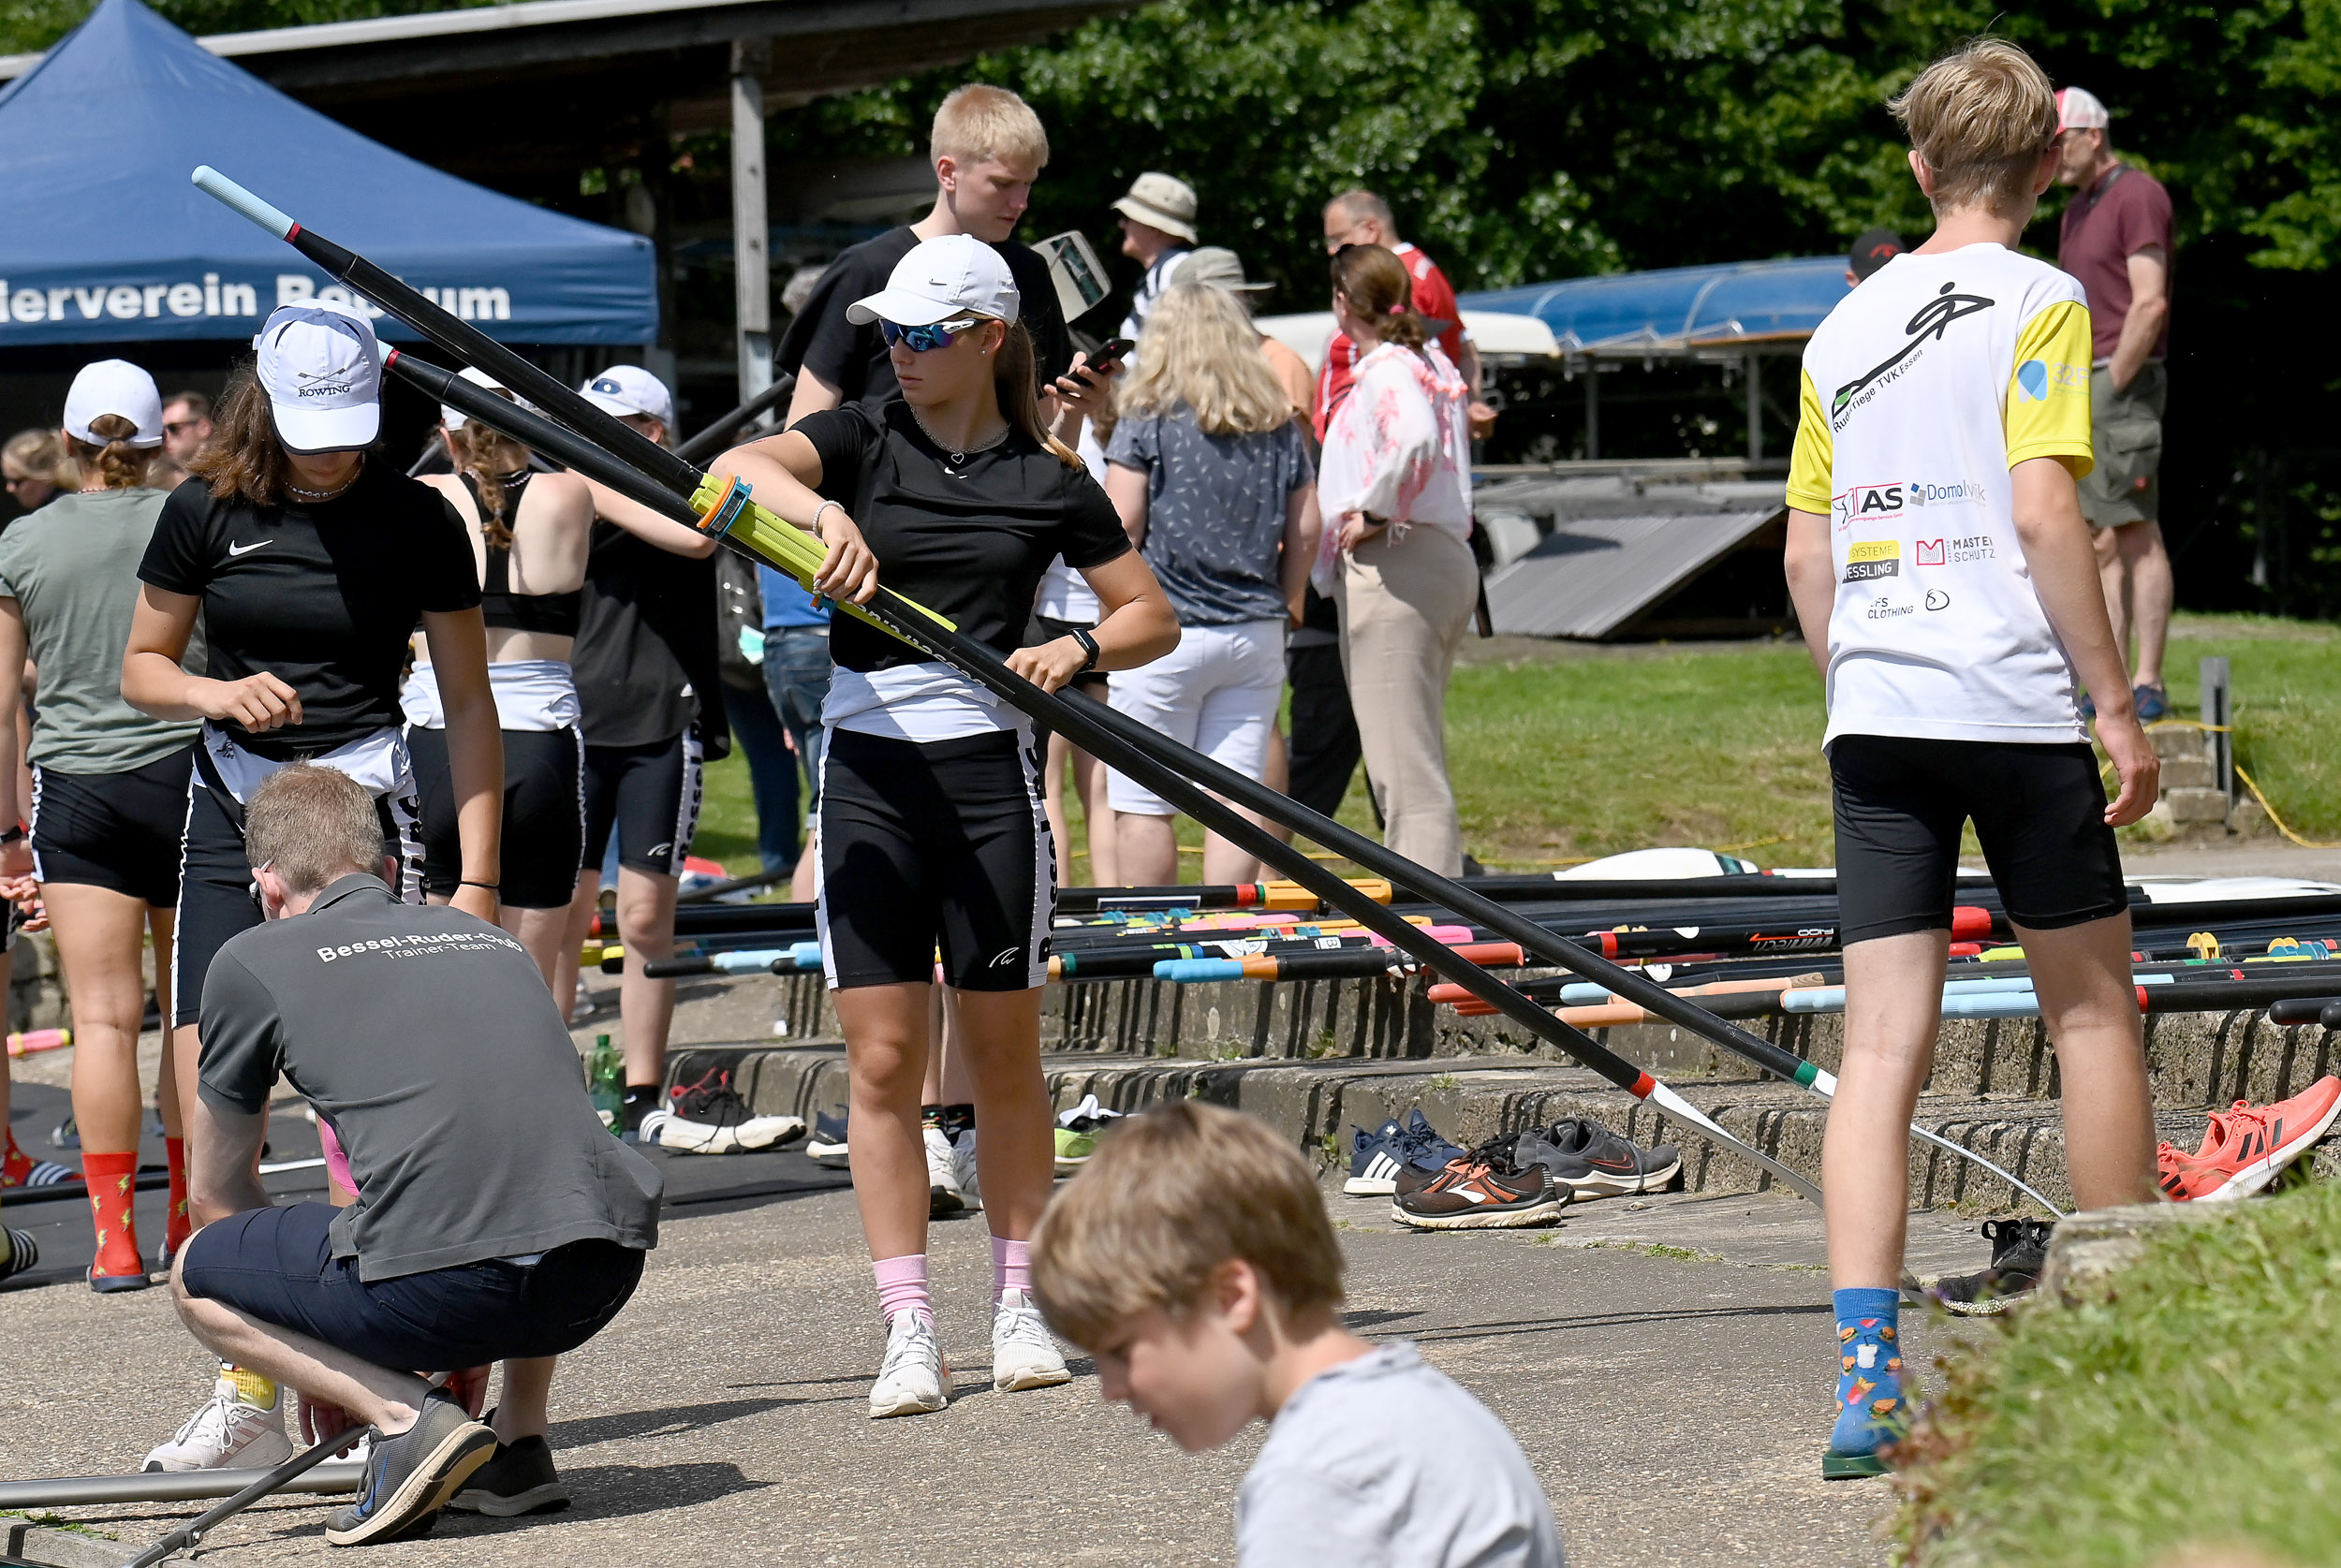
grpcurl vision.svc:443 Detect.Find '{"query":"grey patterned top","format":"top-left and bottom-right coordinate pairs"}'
top-left (1106, 407), bottom-right (1313, 625)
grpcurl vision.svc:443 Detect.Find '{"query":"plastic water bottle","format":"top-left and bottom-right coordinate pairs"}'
top-left (588, 1034), bottom-right (624, 1127)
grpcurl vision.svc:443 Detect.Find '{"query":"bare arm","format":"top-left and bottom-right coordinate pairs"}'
top-left (1009, 549), bottom-right (1181, 696)
top-left (0, 600), bottom-right (25, 843)
top-left (786, 366), bottom-right (843, 427)
top-left (1282, 484), bottom-right (1322, 625)
top-left (524, 471), bottom-right (596, 592)
top-left (188, 1095), bottom-right (269, 1225)
top-left (1105, 462), bottom-right (1149, 549)
top-left (2008, 456), bottom-right (2160, 825)
top-left (419, 608), bottom-right (503, 921)
top-left (580, 478), bottom-right (715, 560)
top-left (2108, 245), bottom-right (2169, 393)
top-left (123, 585), bottom-right (302, 732)
top-left (1782, 508), bottom-right (1835, 681)
top-left (1459, 340), bottom-right (1484, 399)
top-left (709, 431), bottom-right (878, 603)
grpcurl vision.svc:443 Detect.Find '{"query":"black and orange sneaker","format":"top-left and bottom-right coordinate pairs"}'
top-left (1391, 1158), bottom-right (1565, 1230)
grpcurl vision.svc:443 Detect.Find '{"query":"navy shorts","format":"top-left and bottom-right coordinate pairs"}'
top-left (180, 1202), bottom-right (643, 1370)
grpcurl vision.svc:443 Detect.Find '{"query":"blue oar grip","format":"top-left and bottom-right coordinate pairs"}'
top-left (1155, 959), bottom-right (1244, 983)
top-left (191, 167), bottom-right (295, 239)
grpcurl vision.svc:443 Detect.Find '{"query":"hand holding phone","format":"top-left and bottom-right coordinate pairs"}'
top-left (1084, 338), bottom-right (1135, 375)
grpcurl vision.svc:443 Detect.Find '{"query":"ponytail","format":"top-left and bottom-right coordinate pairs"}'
top-left (448, 418), bottom-right (529, 548)
top-left (1330, 242), bottom-right (1431, 359)
top-left (66, 413), bottom-right (155, 491)
top-left (993, 320), bottom-right (1083, 469)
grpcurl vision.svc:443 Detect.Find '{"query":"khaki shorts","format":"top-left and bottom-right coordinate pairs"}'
top-left (2080, 360), bottom-right (2165, 529)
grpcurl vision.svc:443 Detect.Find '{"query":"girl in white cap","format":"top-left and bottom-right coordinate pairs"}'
top-left (713, 232), bottom-right (1180, 1419)
top-left (120, 306), bottom-right (502, 1470)
top-left (0, 359), bottom-right (201, 1292)
top-left (406, 368), bottom-right (596, 989)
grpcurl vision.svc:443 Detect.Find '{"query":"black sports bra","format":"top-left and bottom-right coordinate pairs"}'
top-left (459, 472), bottom-right (582, 637)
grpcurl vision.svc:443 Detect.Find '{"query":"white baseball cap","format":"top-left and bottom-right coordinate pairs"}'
top-left (1112, 172), bottom-right (1200, 244)
top-left (253, 303), bottom-right (381, 454)
top-left (63, 359), bottom-right (164, 449)
top-left (440, 366), bottom-right (517, 432)
top-left (846, 234), bottom-right (1020, 329)
top-left (579, 364), bottom-right (675, 426)
top-left (2056, 86), bottom-right (2110, 133)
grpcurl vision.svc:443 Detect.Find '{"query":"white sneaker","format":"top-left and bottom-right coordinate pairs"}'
top-left (143, 1375), bottom-right (295, 1472)
top-left (868, 1309), bottom-right (949, 1418)
top-left (951, 1125), bottom-right (983, 1212)
top-left (992, 1288), bottom-right (1071, 1392)
top-left (638, 1108), bottom-right (805, 1154)
top-left (925, 1125), bottom-right (966, 1217)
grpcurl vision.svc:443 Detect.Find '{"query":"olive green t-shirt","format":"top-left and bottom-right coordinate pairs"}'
top-left (0, 486), bottom-right (203, 772)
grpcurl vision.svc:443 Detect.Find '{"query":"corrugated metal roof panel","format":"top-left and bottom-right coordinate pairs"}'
top-left (1482, 507), bottom-right (1782, 639)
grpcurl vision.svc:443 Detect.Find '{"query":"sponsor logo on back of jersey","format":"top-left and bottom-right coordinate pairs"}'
top-left (2015, 359), bottom-right (2087, 402)
top-left (1915, 538), bottom-right (1946, 566)
top-left (1830, 282), bottom-right (1995, 431)
top-left (1844, 539), bottom-right (1900, 582)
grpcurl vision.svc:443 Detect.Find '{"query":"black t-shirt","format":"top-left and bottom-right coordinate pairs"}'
top-left (569, 521), bottom-right (727, 752)
top-left (138, 465), bottom-right (480, 761)
top-left (798, 402), bottom-right (1129, 673)
top-left (777, 227), bottom-right (1073, 416)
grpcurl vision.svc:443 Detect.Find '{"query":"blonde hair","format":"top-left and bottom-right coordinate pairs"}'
top-left (2, 428), bottom-right (73, 491)
top-left (931, 84), bottom-right (1049, 172)
top-left (66, 413), bottom-right (156, 491)
top-left (990, 318), bottom-right (1082, 469)
top-left (244, 765), bottom-right (385, 897)
top-left (1117, 285), bottom-right (1297, 437)
top-left (1890, 39), bottom-right (2059, 216)
top-left (1030, 1101), bottom-right (1345, 1350)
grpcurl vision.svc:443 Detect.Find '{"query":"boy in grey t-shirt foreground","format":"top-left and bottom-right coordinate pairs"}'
top-left (1031, 1102), bottom-right (1565, 1568)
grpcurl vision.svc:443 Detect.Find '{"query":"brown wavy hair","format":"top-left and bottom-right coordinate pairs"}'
top-left (189, 362), bottom-right (296, 506)
top-left (65, 414), bottom-right (157, 491)
top-left (1330, 242), bottom-right (1429, 358)
top-left (993, 318), bottom-right (1082, 469)
top-left (448, 409), bottom-right (529, 549)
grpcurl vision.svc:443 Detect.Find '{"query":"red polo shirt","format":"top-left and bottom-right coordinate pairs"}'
top-left (2057, 163), bottom-right (2172, 362)
top-left (1313, 242), bottom-right (1468, 440)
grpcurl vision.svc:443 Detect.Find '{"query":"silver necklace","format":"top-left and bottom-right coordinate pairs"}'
top-left (287, 456), bottom-right (363, 504)
top-left (909, 406), bottom-right (1009, 466)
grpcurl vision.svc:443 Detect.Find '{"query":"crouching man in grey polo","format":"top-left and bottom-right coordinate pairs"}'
top-left (169, 764), bottom-right (662, 1548)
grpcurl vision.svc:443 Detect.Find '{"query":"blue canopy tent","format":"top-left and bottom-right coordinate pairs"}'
top-left (1459, 256), bottom-right (1848, 356)
top-left (0, 0), bottom-right (655, 347)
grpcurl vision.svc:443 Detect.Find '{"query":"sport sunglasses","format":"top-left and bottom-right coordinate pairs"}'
top-left (879, 317), bottom-right (979, 353)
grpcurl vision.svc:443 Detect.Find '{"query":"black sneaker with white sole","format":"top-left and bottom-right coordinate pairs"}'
top-left (448, 1433), bottom-right (570, 1517)
top-left (323, 1390), bottom-right (494, 1546)
top-left (1928, 1218), bottom-right (2054, 1316)
top-left (1509, 1119), bottom-right (1681, 1198)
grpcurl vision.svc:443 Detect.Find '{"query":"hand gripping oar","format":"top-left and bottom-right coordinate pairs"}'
top-left (389, 346), bottom-right (1818, 1203)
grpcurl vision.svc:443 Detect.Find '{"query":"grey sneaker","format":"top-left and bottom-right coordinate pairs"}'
top-left (1509, 1118), bottom-right (1682, 1198)
top-left (323, 1391), bottom-right (493, 1546)
top-left (447, 1433), bottom-right (569, 1517)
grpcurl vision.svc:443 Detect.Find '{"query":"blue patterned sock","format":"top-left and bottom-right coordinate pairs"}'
top-left (1829, 1287), bottom-right (1906, 1458)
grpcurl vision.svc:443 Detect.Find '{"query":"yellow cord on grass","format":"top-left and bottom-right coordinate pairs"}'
top-left (2133, 719), bottom-right (2341, 850)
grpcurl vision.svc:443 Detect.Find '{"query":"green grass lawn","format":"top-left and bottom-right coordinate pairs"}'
top-left (689, 613), bottom-right (2341, 880)
top-left (1892, 1176), bottom-right (2341, 1565)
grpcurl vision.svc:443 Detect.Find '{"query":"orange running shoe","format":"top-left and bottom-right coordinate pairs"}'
top-left (2157, 1076), bottom-right (2341, 1201)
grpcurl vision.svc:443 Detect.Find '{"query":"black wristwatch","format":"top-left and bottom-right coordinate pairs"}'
top-left (1070, 627), bottom-right (1101, 673)
top-left (0, 827), bottom-right (25, 846)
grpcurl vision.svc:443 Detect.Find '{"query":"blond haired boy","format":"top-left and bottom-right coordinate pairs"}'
top-left (1783, 38), bottom-right (2159, 1478)
top-left (1033, 1102), bottom-right (1565, 1568)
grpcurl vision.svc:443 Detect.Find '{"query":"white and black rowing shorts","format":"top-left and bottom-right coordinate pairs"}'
top-left (30, 744), bottom-right (196, 909)
top-left (582, 730), bottom-right (703, 881)
top-left (409, 724), bottom-right (585, 911)
top-left (817, 727), bottom-right (1053, 992)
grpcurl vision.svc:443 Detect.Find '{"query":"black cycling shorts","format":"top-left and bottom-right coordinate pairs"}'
top-left (30, 744), bottom-right (194, 908)
top-left (817, 726), bottom-right (1053, 992)
top-left (1829, 734), bottom-right (2128, 945)
top-left (582, 731), bottom-right (702, 881)
top-left (172, 769), bottom-right (421, 1028)
top-left (410, 725), bottom-right (584, 911)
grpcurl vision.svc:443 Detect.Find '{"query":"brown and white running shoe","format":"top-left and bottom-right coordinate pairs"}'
top-left (1391, 1160), bottom-right (1565, 1230)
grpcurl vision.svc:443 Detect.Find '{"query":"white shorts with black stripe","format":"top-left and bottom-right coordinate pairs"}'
top-left (816, 726), bottom-right (1053, 992)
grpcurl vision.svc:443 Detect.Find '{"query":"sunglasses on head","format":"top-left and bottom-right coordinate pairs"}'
top-left (879, 317), bottom-right (978, 353)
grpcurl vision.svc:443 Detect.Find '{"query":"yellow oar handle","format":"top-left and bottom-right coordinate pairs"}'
top-left (688, 475), bottom-right (957, 636)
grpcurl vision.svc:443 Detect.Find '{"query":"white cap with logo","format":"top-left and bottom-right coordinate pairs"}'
top-left (846, 234), bottom-right (1021, 329)
top-left (578, 364), bottom-right (675, 426)
top-left (2056, 86), bottom-right (2110, 133)
top-left (63, 359), bottom-right (165, 449)
top-left (253, 303), bottom-right (382, 454)
top-left (1112, 172), bottom-right (1200, 244)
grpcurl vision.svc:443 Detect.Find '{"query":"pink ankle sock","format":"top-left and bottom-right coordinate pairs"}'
top-left (992, 1236), bottom-right (1032, 1300)
top-left (873, 1254), bottom-right (931, 1323)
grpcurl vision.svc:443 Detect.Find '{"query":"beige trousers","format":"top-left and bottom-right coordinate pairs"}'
top-left (1334, 524), bottom-right (1479, 876)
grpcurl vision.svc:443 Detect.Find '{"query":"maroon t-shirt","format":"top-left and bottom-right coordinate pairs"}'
top-left (2058, 163), bottom-right (2172, 361)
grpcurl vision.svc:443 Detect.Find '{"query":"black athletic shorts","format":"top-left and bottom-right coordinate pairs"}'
top-left (181, 1201), bottom-right (642, 1370)
top-left (1829, 734), bottom-right (2128, 945)
top-left (172, 767), bottom-right (422, 1028)
top-left (817, 726), bottom-right (1053, 991)
top-left (30, 744), bottom-right (194, 907)
top-left (582, 731), bottom-right (702, 880)
top-left (409, 725), bottom-right (584, 911)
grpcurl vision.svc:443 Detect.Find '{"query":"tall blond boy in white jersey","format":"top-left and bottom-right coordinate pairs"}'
top-left (1783, 39), bottom-right (2160, 1480)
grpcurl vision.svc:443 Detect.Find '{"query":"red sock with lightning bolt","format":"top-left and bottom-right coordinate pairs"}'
top-left (82, 1150), bottom-right (142, 1282)
top-left (163, 1136), bottom-right (191, 1260)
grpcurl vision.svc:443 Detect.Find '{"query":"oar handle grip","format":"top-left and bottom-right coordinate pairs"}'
top-left (192, 166), bottom-right (296, 240)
